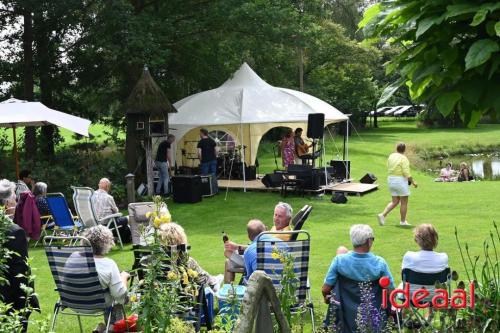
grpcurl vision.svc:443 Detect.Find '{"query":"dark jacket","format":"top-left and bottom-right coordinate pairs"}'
top-left (14, 192), bottom-right (41, 240)
top-left (0, 224), bottom-right (38, 310)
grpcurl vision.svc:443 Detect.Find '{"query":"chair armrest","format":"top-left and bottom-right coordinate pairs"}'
top-left (99, 212), bottom-right (123, 222)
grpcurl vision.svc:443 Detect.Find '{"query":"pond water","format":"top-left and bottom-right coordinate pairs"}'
top-left (427, 152), bottom-right (500, 181)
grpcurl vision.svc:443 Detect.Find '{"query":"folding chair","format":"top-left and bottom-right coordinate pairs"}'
top-left (71, 186), bottom-right (124, 249)
top-left (290, 205), bottom-right (312, 241)
top-left (128, 202), bottom-right (154, 245)
top-left (45, 193), bottom-right (81, 240)
top-left (44, 235), bottom-right (126, 333)
top-left (325, 274), bottom-right (389, 333)
top-left (400, 268), bottom-right (451, 328)
top-left (33, 214), bottom-right (54, 247)
top-left (256, 230), bottom-right (315, 332)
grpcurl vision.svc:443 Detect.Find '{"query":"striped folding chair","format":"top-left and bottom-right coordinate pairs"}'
top-left (256, 230), bottom-right (315, 332)
top-left (71, 186), bottom-right (123, 249)
top-left (44, 235), bottom-right (125, 333)
top-left (46, 193), bottom-right (81, 240)
top-left (290, 205), bottom-right (313, 240)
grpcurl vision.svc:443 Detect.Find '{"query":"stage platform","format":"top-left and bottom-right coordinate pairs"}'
top-left (218, 178), bottom-right (378, 196)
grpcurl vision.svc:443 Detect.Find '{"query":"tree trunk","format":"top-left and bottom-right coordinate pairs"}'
top-left (22, 9), bottom-right (36, 163)
top-left (35, 12), bottom-right (56, 158)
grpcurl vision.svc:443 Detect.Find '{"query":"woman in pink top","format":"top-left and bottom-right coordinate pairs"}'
top-left (280, 129), bottom-right (295, 170)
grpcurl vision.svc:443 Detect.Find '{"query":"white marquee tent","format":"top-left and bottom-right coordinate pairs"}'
top-left (169, 63), bottom-right (349, 172)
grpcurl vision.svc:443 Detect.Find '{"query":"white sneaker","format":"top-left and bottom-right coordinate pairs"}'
top-left (400, 221), bottom-right (411, 226)
top-left (377, 214), bottom-right (385, 226)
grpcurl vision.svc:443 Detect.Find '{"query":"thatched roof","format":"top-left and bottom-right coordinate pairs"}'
top-left (125, 67), bottom-right (177, 115)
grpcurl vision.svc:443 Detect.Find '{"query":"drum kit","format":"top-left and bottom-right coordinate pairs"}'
top-left (217, 145), bottom-right (246, 179)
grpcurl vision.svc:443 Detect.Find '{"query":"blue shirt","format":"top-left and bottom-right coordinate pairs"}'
top-left (243, 234), bottom-right (281, 282)
top-left (324, 251), bottom-right (394, 288)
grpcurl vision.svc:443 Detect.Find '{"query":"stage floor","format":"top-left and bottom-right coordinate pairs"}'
top-left (218, 178), bottom-right (378, 195)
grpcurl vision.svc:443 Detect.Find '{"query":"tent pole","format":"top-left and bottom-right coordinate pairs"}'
top-left (346, 119), bottom-right (349, 180)
top-left (12, 124), bottom-right (20, 179)
top-left (240, 122), bottom-right (246, 192)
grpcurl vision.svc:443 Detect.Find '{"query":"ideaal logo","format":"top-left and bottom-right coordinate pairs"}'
top-left (379, 276), bottom-right (475, 309)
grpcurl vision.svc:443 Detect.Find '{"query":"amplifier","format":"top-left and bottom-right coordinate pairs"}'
top-left (201, 175), bottom-right (215, 197)
top-left (172, 175), bottom-right (202, 203)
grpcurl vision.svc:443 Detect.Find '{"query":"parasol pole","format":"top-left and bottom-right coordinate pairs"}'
top-left (12, 124), bottom-right (20, 179)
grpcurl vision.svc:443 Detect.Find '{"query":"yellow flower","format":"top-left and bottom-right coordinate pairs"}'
top-left (187, 269), bottom-right (198, 279)
top-left (145, 211), bottom-right (151, 218)
top-left (129, 294), bottom-right (137, 302)
top-left (167, 271), bottom-right (177, 280)
top-left (153, 216), bottom-right (162, 228)
top-left (160, 214), bottom-right (171, 223)
top-left (271, 252), bottom-right (280, 260)
top-left (182, 272), bottom-right (189, 285)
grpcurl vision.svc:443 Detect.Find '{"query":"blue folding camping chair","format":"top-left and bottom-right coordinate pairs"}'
top-left (45, 193), bottom-right (81, 241)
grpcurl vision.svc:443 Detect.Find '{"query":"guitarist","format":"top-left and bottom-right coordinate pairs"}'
top-left (294, 127), bottom-right (312, 164)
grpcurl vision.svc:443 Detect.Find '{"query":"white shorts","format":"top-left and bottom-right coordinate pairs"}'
top-left (388, 176), bottom-right (410, 196)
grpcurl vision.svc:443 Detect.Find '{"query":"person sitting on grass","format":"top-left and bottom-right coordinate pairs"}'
top-left (81, 225), bottom-right (129, 333)
top-left (435, 162), bottom-right (456, 182)
top-left (458, 162), bottom-right (473, 182)
top-left (321, 224), bottom-right (395, 303)
top-left (158, 222), bottom-right (223, 292)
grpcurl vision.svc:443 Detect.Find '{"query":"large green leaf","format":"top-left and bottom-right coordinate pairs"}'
top-left (377, 78), bottom-right (405, 107)
top-left (471, 9), bottom-right (488, 26)
top-left (358, 3), bottom-right (382, 28)
top-left (495, 21), bottom-right (500, 37)
top-left (465, 39), bottom-right (499, 70)
top-left (445, 4), bottom-right (480, 19)
top-left (436, 91), bottom-right (461, 116)
top-left (416, 15), bottom-right (443, 38)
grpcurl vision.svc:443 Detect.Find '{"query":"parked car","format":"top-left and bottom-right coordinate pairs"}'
top-left (384, 106), bottom-right (405, 116)
top-left (394, 105), bottom-right (423, 117)
top-left (369, 106), bottom-right (393, 116)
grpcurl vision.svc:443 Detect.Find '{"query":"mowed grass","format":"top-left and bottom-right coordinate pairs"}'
top-left (27, 120), bottom-right (500, 332)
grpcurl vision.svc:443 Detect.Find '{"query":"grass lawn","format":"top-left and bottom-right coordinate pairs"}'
top-left (27, 120), bottom-right (500, 332)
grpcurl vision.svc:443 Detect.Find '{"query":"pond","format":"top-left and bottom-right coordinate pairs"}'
top-left (426, 152), bottom-right (500, 181)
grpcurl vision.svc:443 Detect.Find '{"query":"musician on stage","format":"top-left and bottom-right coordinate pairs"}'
top-left (294, 127), bottom-right (311, 164)
top-left (197, 128), bottom-right (219, 194)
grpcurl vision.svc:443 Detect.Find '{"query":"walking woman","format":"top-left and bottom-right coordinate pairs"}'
top-left (378, 142), bottom-right (417, 226)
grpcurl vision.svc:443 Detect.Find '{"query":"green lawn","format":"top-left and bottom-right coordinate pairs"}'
top-left (27, 120), bottom-right (500, 332)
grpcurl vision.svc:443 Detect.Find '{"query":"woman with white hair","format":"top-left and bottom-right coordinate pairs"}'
top-left (80, 225), bottom-right (129, 332)
top-left (158, 222), bottom-right (223, 291)
top-left (33, 182), bottom-right (50, 216)
top-left (0, 179), bottom-right (17, 216)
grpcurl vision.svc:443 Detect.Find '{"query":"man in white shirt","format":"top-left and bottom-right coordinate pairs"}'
top-left (92, 178), bottom-right (130, 242)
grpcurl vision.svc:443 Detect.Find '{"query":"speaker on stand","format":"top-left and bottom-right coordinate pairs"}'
top-left (307, 113), bottom-right (325, 168)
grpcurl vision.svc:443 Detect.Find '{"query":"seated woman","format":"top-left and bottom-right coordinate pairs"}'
top-left (158, 222), bottom-right (223, 291)
top-left (82, 225), bottom-right (129, 332)
top-left (0, 178), bottom-right (17, 216)
top-left (402, 224), bottom-right (448, 273)
top-left (458, 162), bottom-right (473, 182)
top-left (435, 162), bottom-right (456, 182)
top-left (33, 182), bottom-right (54, 228)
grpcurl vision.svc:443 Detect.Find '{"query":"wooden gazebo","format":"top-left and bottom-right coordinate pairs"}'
top-left (124, 66), bottom-right (177, 195)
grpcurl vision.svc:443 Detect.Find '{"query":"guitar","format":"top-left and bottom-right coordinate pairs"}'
top-left (296, 143), bottom-right (310, 156)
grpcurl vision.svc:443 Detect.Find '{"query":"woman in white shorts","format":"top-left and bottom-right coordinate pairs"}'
top-left (378, 142), bottom-right (417, 226)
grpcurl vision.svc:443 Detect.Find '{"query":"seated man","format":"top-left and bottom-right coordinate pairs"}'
top-left (242, 219), bottom-right (281, 283)
top-left (223, 202), bottom-right (293, 282)
top-left (321, 224), bottom-right (395, 303)
top-left (15, 169), bottom-right (34, 201)
top-left (92, 178), bottom-right (130, 242)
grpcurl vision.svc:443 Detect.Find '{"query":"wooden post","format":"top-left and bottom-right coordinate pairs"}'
top-left (125, 173), bottom-right (136, 204)
top-left (145, 138), bottom-right (154, 196)
top-left (12, 125), bottom-right (20, 179)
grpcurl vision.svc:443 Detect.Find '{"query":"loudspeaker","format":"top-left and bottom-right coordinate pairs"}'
top-left (329, 160), bottom-right (351, 180)
top-left (307, 113), bottom-right (325, 139)
top-left (360, 173), bottom-right (377, 184)
top-left (261, 173), bottom-right (283, 188)
top-left (172, 175), bottom-right (202, 203)
top-left (201, 175), bottom-right (215, 197)
top-left (331, 192), bottom-right (347, 204)
top-left (245, 165), bottom-right (257, 180)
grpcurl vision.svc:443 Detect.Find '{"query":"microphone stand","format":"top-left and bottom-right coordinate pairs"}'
top-left (272, 144), bottom-right (279, 171)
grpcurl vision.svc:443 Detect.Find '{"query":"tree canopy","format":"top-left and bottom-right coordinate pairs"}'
top-left (360, 0), bottom-right (500, 127)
